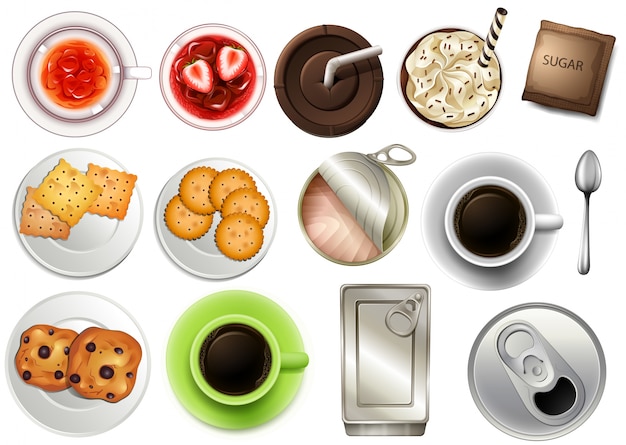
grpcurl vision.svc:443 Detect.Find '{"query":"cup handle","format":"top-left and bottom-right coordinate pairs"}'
top-left (280, 351), bottom-right (309, 370)
top-left (124, 66), bottom-right (152, 80)
top-left (535, 214), bottom-right (563, 231)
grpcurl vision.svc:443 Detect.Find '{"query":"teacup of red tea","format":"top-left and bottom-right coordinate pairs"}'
top-left (28, 28), bottom-right (150, 121)
top-left (444, 176), bottom-right (563, 268)
top-left (159, 24), bottom-right (266, 130)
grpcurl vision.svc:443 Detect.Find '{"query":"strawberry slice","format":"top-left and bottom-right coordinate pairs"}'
top-left (216, 46), bottom-right (249, 82)
top-left (181, 59), bottom-right (214, 93)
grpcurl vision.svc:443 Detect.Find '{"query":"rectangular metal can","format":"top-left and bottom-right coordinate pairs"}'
top-left (341, 284), bottom-right (430, 435)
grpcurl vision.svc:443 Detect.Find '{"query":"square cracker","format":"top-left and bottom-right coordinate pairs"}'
top-left (20, 186), bottom-right (71, 240)
top-left (33, 158), bottom-right (103, 227)
top-left (86, 163), bottom-right (137, 220)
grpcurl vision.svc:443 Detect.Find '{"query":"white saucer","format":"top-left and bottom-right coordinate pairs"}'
top-left (422, 152), bottom-right (561, 290)
top-left (155, 158), bottom-right (276, 279)
top-left (14, 148), bottom-right (142, 277)
top-left (5, 292), bottom-right (150, 436)
top-left (12, 11), bottom-right (145, 137)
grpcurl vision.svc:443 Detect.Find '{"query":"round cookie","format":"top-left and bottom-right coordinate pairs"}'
top-left (67, 327), bottom-right (142, 403)
top-left (221, 187), bottom-right (270, 228)
top-left (179, 166), bottom-right (219, 215)
top-left (164, 194), bottom-right (214, 240)
top-left (15, 324), bottom-right (78, 391)
top-left (209, 168), bottom-right (257, 211)
top-left (215, 212), bottom-right (264, 261)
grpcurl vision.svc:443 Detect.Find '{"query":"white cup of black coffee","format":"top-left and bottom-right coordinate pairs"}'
top-left (444, 176), bottom-right (563, 267)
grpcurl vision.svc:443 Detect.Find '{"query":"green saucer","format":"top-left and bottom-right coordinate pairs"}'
top-left (166, 290), bottom-right (307, 429)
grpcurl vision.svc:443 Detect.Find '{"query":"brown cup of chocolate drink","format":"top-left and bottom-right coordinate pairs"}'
top-left (275, 25), bottom-right (383, 137)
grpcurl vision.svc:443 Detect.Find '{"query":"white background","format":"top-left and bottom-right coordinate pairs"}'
top-left (1, 0), bottom-right (623, 443)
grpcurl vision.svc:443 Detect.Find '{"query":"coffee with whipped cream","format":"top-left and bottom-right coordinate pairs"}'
top-left (401, 29), bottom-right (501, 128)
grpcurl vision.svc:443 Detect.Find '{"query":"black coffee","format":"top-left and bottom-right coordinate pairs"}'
top-left (199, 324), bottom-right (271, 396)
top-left (454, 185), bottom-right (526, 258)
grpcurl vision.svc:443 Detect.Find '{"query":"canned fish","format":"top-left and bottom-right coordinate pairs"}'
top-left (468, 303), bottom-right (605, 440)
top-left (299, 144), bottom-right (415, 265)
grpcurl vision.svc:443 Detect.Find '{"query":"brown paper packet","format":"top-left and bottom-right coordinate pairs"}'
top-left (522, 20), bottom-right (615, 116)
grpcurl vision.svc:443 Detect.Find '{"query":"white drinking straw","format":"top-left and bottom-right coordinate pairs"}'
top-left (478, 8), bottom-right (507, 68)
top-left (323, 45), bottom-right (382, 89)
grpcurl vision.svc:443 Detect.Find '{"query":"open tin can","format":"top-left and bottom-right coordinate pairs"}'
top-left (468, 303), bottom-right (606, 440)
top-left (341, 284), bottom-right (430, 435)
top-left (299, 144), bottom-right (414, 265)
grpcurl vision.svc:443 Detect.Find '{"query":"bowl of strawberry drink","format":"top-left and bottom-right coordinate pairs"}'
top-left (160, 24), bottom-right (266, 130)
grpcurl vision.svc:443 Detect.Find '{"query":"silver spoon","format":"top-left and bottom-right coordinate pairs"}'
top-left (574, 150), bottom-right (602, 275)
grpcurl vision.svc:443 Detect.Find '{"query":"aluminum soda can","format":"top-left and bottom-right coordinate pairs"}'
top-left (468, 303), bottom-right (605, 440)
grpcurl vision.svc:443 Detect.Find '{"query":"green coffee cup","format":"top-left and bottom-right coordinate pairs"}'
top-left (190, 314), bottom-right (309, 406)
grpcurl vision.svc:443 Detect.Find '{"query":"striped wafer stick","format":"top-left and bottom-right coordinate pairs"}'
top-left (478, 8), bottom-right (507, 67)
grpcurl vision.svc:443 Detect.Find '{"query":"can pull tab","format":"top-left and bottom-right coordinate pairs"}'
top-left (367, 144), bottom-right (416, 166)
top-left (385, 292), bottom-right (422, 337)
top-left (497, 322), bottom-right (554, 387)
top-left (496, 322), bottom-right (585, 426)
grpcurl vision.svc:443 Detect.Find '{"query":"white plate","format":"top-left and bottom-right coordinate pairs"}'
top-left (5, 292), bottom-right (150, 436)
top-left (12, 11), bottom-right (146, 137)
top-left (422, 152), bottom-right (560, 290)
top-left (14, 148), bottom-right (142, 277)
top-left (155, 158), bottom-right (276, 279)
